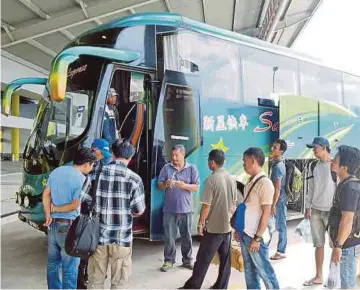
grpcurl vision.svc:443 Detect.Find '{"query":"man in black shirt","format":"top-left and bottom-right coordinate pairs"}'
top-left (329, 145), bottom-right (360, 288)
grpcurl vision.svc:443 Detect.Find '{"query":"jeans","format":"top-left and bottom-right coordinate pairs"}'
top-left (275, 198), bottom-right (287, 254)
top-left (340, 245), bottom-right (360, 289)
top-left (47, 220), bottom-right (80, 289)
top-left (240, 233), bottom-right (279, 289)
top-left (183, 232), bottom-right (231, 289)
top-left (163, 212), bottom-right (193, 264)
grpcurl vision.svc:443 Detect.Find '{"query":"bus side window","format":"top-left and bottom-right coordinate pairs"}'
top-left (241, 46), bottom-right (298, 106)
top-left (299, 62), bottom-right (342, 104)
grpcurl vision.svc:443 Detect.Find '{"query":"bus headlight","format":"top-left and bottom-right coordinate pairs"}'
top-left (23, 196), bottom-right (30, 208)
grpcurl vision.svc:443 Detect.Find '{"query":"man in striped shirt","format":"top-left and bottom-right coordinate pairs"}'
top-left (81, 140), bottom-right (145, 289)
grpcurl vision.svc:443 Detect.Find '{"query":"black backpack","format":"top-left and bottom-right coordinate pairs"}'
top-left (65, 165), bottom-right (102, 259)
top-left (306, 160), bottom-right (337, 183)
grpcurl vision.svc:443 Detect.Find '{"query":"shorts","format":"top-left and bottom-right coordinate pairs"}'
top-left (310, 208), bottom-right (330, 248)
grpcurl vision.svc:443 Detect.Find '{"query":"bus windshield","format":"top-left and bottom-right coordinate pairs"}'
top-left (42, 57), bottom-right (105, 161)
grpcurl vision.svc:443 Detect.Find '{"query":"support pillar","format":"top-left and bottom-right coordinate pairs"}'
top-left (11, 92), bottom-right (20, 161)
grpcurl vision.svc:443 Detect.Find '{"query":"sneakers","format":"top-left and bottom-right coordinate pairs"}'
top-left (161, 261), bottom-right (194, 272)
top-left (181, 263), bottom-right (194, 270)
top-left (160, 261), bottom-right (174, 272)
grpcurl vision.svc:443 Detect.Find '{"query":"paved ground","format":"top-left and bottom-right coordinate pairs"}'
top-left (1, 217), bottom-right (338, 289)
top-left (1, 161), bottom-right (22, 217)
top-left (0, 161), bottom-right (356, 289)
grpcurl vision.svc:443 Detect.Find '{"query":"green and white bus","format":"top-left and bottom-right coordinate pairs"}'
top-left (3, 12), bottom-right (360, 240)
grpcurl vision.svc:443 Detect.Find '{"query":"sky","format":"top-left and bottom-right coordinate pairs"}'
top-left (293, 0), bottom-right (360, 76)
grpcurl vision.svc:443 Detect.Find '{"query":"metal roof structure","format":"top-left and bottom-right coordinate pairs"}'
top-left (1, 0), bottom-right (322, 73)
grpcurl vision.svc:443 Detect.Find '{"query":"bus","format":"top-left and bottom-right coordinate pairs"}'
top-left (3, 12), bottom-right (360, 241)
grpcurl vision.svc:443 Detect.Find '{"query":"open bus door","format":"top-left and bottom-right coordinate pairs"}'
top-left (279, 95), bottom-right (319, 220)
top-left (108, 68), bottom-right (152, 234)
top-left (150, 69), bottom-right (201, 241)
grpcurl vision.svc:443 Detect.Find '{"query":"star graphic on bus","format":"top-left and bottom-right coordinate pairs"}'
top-left (211, 137), bottom-right (229, 153)
top-left (42, 178), bottom-right (47, 188)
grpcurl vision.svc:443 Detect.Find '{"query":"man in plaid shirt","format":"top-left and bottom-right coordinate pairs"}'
top-left (81, 140), bottom-right (145, 289)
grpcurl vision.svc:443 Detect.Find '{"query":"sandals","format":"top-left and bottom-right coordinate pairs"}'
top-left (270, 252), bottom-right (286, 260)
top-left (303, 279), bottom-right (323, 286)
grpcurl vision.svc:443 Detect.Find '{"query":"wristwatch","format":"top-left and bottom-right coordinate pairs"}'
top-left (253, 234), bottom-right (263, 243)
top-left (333, 241), bottom-right (343, 249)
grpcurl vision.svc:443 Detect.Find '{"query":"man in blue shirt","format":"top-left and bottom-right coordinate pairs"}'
top-left (102, 88), bottom-right (120, 145)
top-left (43, 147), bottom-right (96, 289)
top-left (270, 138), bottom-right (288, 260)
top-left (158, 144), bottom-right (200, 272)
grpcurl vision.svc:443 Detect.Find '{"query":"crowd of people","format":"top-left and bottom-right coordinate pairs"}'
top-left (41, 131), bottom-right (360, 289)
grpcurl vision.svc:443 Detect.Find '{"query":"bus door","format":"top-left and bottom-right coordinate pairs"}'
top-left (279, 95), bottom-right (319, 219)
top-left (150, 69), bottom-right (201, 241)
top-left (108, 68), bottom-right (151, 233)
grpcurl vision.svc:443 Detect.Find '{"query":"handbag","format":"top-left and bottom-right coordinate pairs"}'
top-left (230, 175), bottom-right (265, 232)
top-left (65, 164), bottom-right (102, 259)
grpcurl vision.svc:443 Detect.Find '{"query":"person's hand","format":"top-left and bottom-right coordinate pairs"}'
top-left (165, 179), bottom-right (174, 189)
top-left (305, 208), bottom-right (311, 219)
top-left (331, 248), bottom-right (342, 264)
top-left (175, 180), bottom-right (186, 189)
top-left (197, 223), bottom-right (204, 236)
top-left (233, 231), bottom-right (241, 242)
top-left (249, 239), bottom-right (260, 252)
top-left (271, 205), bottom-right (276, 216)
top-left (44, 215), bottom-right (52, 227)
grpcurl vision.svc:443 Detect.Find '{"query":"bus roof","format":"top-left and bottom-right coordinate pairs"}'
top-left (75, 12), bottom-right (358, 77)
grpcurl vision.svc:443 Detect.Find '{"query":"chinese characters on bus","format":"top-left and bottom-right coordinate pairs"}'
top-left (203, 114), bottom-right (249, 132)
top-left (203, 111), bottom-right (279, 133)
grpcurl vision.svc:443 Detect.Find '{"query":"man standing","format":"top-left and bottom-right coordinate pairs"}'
top-left (238, 147), bottom-right (279, 289)
top-left (158, 144), bottom-right (200, 272)
top-left (103, 88), bottom-right (120, 145)
top-left (181, 149), bottom-right (237, 289)
top-left (84, 140), bottom-right (146, 289)
top-left (303, 137), bottom-right (337, 287)
top-left (270, 139), bottom-right (288, 260)
top-left (329, 145), bottom-right (360, 289)
top-left (43, 148), bottom-right (96, 289)
top-left (77, 139), bottom-right (112, 289)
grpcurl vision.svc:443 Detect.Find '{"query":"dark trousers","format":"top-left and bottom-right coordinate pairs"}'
top-left (183, 232), bottom-right (232, 289)
top-left (163, 212), bottom-right (193, 264)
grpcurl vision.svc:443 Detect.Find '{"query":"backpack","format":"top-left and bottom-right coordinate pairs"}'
top-left (307, 160), bottom-right (337, 183)
top-left (284, 160), bottom-right (303, 202)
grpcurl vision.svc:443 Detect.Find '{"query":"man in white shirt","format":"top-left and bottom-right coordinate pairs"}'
top-left (236, 147), bottom-right (279, 289)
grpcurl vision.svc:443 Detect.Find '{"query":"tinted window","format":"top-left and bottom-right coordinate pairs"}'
top-left (241, 46), bottom-right (298, 106)
top-left (70, 28), bottom-right (124, 48)
top-left (299, 62), bottom-right (342, 103)
top-left (115, 25), bottom-right (156, 68)
top-left (163, 30), bottom-right (241, 102)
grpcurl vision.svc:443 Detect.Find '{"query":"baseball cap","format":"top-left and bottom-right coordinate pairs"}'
top-left (91, 139), bottom-right (111, 160)
top-left (108, 88), bottom-right (118, 96)
top-left (306, 137), bottom-right (330, 148)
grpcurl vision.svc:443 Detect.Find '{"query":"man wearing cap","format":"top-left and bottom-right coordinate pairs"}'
top-left (303, 137), bottom-right (337, 287)
top-left (77, 138), bottom-right (112, 289)
top-left (103, 88), bottom-right (120, 145)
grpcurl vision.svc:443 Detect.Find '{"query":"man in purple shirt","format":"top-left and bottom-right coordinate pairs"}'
top-left (158, 144), bottom-right (200, 272)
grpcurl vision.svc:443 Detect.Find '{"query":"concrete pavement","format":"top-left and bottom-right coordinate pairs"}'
top-left (1, 218), bottom-right (339, 289)
top-left (1, 161), bottom-right (22, 219)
